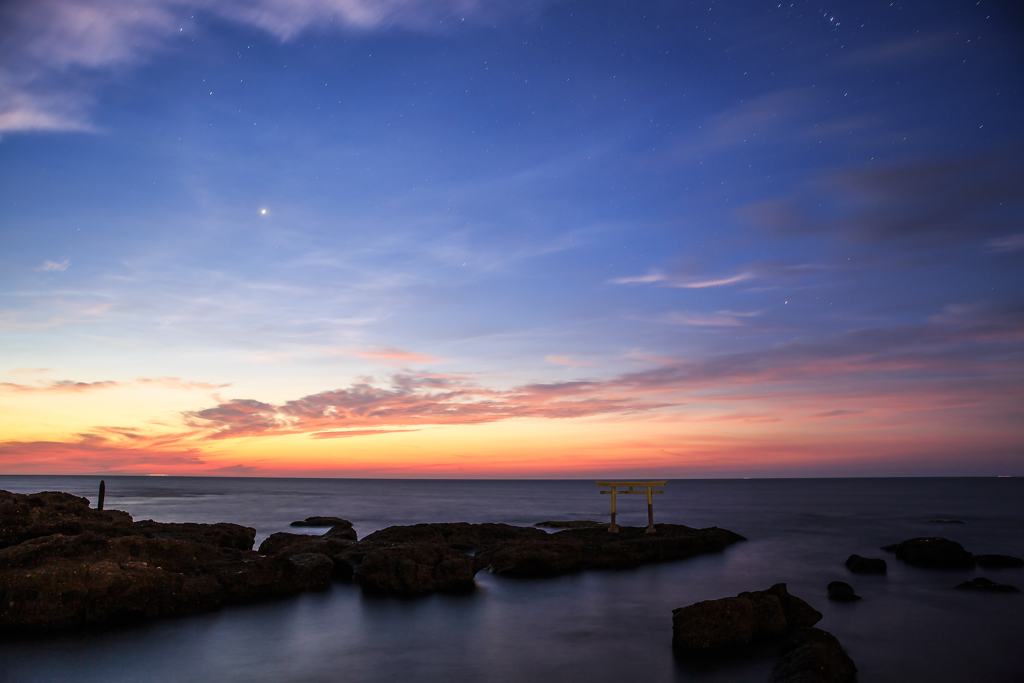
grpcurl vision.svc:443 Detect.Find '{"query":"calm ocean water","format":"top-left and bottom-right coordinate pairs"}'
top-left (0, 476), bottom-right (1021, 683)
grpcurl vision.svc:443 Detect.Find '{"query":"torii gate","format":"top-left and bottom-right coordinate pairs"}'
top-left (596, 480), bottom-right (666, 533)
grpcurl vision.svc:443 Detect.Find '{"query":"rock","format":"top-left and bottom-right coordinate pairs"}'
top-left (881, 537), bottom-right (974, 569)
top-left (133, 520), bottom-right (256, 551)
top-left (533, 520), bottom-right (608, 529)
top-left (826, 581), bottom-right (860, 602)
top-left (354, 544), bottom-right (479, 596)
top-left (974, 554), bottom-right (1024, 569)
top-left (0, 532), bottom-right (332, 633)
top-left (772, 628), bottom-right (857, 683)
top-left (362, 522), bottom-right (545, 551)
top-left (290, 516), bottom-right (354, 532)
top-left (0, 490), bottom-right (136, 550)
top-left (954, 577), bottom-right (1020, 593)
top-left (672, 584), bottom-right (821, 655)
top-left (479, 524), bottom-right (746, 578)
top-left (845, 554), bottom-right (886, 574)
top-left (258, 531), bottom-right (357, 580)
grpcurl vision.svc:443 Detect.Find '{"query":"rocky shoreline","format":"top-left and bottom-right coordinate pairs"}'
top-left (0, 489), bottom-right (745, 634)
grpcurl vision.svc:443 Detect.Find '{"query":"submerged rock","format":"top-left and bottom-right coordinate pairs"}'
top-left (533, 520), bottom-right (608, 529)
top-left (671, 583), bottom-right (821, 655)
top-left (845, 554), bottom-right (886, 574)
top-left (772, 628), bottom-right (857, 683)
top-left (479, 524), bottom-right (746, 579)
top-left (974, 554), bottom-right (1024, 569)
top-left (881, 537), bottom-right (974, 569)
top-left (954, 577), bottom-right (1020, 593)
top-left (826, 581), bottom-right (860, 602)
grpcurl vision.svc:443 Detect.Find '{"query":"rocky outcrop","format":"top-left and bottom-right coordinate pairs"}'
top-left (2, 489), bottom-right (751, 630)
top-left (974, 554), bottom-right (1024, 569)
top-left (826, 581), bottom-right (860, 602)
top-left (133, 520), bottom-right (256, 551)
top-left (0, 490), bottom-right (136, 550)
top-left (352, 544), bottom-right (480, 596)
top-left (533, 520), bottom-right (607, 529)
top-left (954, 577), bottom-right (1020, 593)
top-left (772, 628), bottom-right (857, 683)
top-left (0, 531), bottom-right (332, 633)
top-left (881, 537), bottom-right (974, 569)
top-left (290, 517), bottom-right (355, 536)
top-left (479, 524), bottom-right (746, 579)
top-left (672, 584), bottom-right (821, 655)
top-left (0, 490), bottom-right (333, 634)
top-left (362, 522), bottom-right (546, 550)
top-left (845, 554), bottom-right (886, 574)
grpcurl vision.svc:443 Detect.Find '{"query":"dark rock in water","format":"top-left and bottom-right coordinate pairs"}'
top-left (974, 554), bottom-right (1024, 569)
top-left (926, 519), bottom-right (965, 524)
top-left (290, 516), bottom-right (353, 532)
top-left (362, 522), bottom-right (545, 551)
top-left (0, 489), bottom-right (333, 634)
top-left (845, 554), bottom-right (886, 574)
top-left (258, 530), bottom-right (357, 581)
top-left (353, 544), bottom-right (479, 596)
top-left (479, 524), bottom-right (746, 579)
top-left (954, 577), bottom-right (1020, 593)
top-left (772, 627), bottom-right (857, 683)
top-left (134, 520), bottom-right (256, 551)
top-left (533, 520), bottom-right (608, 529)
top-left (0, 532), bottom-right (332, 633)
top-left (826, 581), bottom-right (860, 602)
top-left (672, 584), bottom-right (821, 655)
top-left (881, 537), bottom-right (974, 569)
top-left (0, 490), bottom-right (136, 550)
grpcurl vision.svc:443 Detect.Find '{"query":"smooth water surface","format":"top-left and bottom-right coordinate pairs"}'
top-left (1, 477), bottom-right (1021, 682)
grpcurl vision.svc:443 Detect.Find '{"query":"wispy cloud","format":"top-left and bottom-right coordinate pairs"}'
top-left (610, 270), bottom-right (754, 288)
top-left (8, 367), bottom-right (53, 375)
top-left (40, 259), bottom-right (70, 271)
top-left (354, 347), bottom-right (447, 366)
top-left (986, 233), bottom-right (1024, 253)
top-left (0, 0), bottom-right (537, 135)
top-left (0, 376), bottom-right (229, 393)
top-left (658, 311), bottom-right (748, 327)
top-left (545, 355), bottom-right (595, 367)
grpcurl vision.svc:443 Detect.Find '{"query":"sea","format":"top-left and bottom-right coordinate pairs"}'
top-left (0, 476), bottom-right (1021, 683)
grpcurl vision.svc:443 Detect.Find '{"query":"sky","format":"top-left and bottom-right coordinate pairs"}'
top-left (1, 0), bottom-right (1022, 478)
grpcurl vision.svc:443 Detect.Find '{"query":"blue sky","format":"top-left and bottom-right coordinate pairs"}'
top-left (1, 0), bottom-right (1022, 476)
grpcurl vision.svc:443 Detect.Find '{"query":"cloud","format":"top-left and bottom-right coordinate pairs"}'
top-left (354, 347), bottom-right (446, 366)
top-left (40, 259), bottom-right (70, 271)
top-left (658, 311), bottom-right (747, 327)
top-left (986, 233), bottom-right (1024, 253)
top-left (746, 151), bottom-right (1024, 246)
top-left (0, 379), bottom-right (122, 393)
top-left (545, 355), bottom-right (595, 367)
top-left (610, 271), bottom-right (754, 288)
top-left (0, 0), bottom-right (532, 135)
top-left (0, 376), bottom-right (229, 393)
top-left (310, 428), bottom-right (420, 439)
top-left (8, 367), bottom-right (53, 375)
top-left (610, 272), bottom-right (667, 285)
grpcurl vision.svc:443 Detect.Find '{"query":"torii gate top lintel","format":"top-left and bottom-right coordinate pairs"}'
top-left (595, 480), bottom-right (666, 533)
